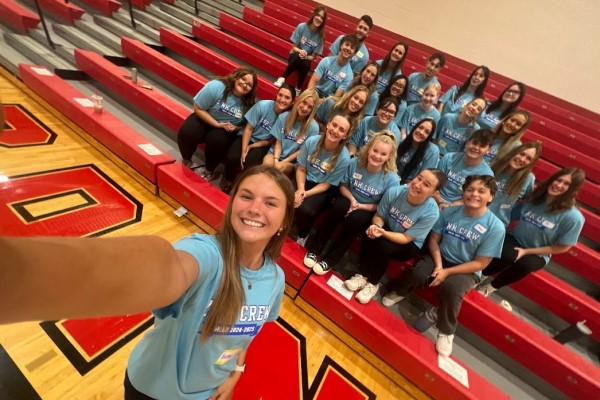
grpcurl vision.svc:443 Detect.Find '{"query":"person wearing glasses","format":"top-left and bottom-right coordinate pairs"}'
top-left (478, 82), bottom-right (527, 130)
top-left (379, 75), bottom-right (409, 129)
top-left (178, 66), bottom-right (258, 180)
top-left (347, 97), bottom-right (402, 156)
top-left (406, 52), bottom-right (445, 105)
top-left (400, 83), bottom-right (441, 141)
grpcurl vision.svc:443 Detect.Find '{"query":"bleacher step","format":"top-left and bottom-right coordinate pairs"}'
top-left (160, 1), bottom-right (217, 28)
top-left (205, 0), bottom-right (244, 18)
top-left (178, 0), bottom-right (222, 19)
top-left (93, 14), bottom-right (159, 45)
top-left (111, 10), bottom-right (160, 42)
top-left (52, 23), bottom-right (123, 59)
top-left (75, 19), bottom-right (122, 52)
top-left (4, 32), bottom-right (75, 71)
top-left (143, 3), bottom-right (192, 34)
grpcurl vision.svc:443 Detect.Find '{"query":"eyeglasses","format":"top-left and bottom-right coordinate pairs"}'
top-left (506, 89), bottom-right (521, 95)
top-left (379, 108), bottom-right (397, 116)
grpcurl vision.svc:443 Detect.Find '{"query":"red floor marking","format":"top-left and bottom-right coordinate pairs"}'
top-left (0, 104), bottom-right (56, 147)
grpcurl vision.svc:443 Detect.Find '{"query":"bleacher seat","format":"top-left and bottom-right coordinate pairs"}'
top-left (19, 63), bottom-right (175, 185)
top-left (77, 0), bottom-right (122, 16)
top-left (0, 0), bottom-right (40, 34)
top-left (37, 0), bottom-right (85, 25)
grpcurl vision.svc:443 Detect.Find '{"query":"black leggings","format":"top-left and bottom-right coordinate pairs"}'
top-left (282, 52), bottom-right (312, 88)
top-left (482, 234), bottom-right (547, 289)
top-left (222, 136), bottom-right (271, 182)
top-left (359, 232), bottom-right (420, 285)
top-left (293, 181), bottom-right (335, 238)
top-left (177, 113), bottom-right (237, 171)
top-left (124, 371), bottom-right (156, 400)
top-left (306, 195), bottom-right (373, 266)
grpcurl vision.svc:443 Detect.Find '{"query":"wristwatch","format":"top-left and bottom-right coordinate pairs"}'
top-left (234, 364), bottom-right (246, 373)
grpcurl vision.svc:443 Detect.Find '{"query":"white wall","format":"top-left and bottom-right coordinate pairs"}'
top-left (320, 0), bottom-right (600, 115)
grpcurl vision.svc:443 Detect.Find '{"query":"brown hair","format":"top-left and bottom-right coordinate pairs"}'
top-left (217, 66), bottom-right (258, 114)
top-left (200, 166), bottom-right (295, 340)
top-left (307, 6), bottom-right (327, 44)
top-left (527, 167), bottom-right (585, 213)
top-left (491, 142), bottom-right (541, 198)
top-left (491, 109), bottom-right (531, 161)
top-left (309, 114), bottom-right (352, 173)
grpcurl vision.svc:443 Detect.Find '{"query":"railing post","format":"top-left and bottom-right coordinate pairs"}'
top-left (33, 0), bottom-right (54, 49)
top-left (128, 0), bottom-right (136, 28)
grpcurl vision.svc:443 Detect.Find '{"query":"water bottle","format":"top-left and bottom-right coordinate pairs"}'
top-left (131, 68), bottom-right (138, 84)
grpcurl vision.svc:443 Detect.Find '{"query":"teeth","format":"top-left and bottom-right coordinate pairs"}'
top-left (243, 219), bottom-right (264, 228)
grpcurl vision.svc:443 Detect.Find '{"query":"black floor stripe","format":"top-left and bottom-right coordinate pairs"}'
top-left (0, 344), bottom-right (41, 400)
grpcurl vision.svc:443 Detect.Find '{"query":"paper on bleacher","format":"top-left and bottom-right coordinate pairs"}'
top-left (326, 275), bottom-right (354, 301)
top-left (438, 355), bottom-right (469, 388)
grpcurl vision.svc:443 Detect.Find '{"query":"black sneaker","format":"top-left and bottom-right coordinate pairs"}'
top-left (303, 252), bottom-right (318, 268)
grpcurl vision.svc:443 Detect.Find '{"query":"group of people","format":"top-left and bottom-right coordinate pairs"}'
top-left (172, 6), bottom-right (586, 360)
top-left (0, 6), bottom-right (589, 400)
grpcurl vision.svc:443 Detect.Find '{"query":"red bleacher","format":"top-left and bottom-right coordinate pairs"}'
top-left (37, 0), bottom-right (85, 25)
top-left (77, 0), bottom-right (122, 17)
top-left (121, 36), bottom-right (208, 97)
top-left (73, 48), bottom-right (189, 133)
top-left (0, 0), bottom-right (40, 34)
top-left (18, 64), bottom-right (175, 185)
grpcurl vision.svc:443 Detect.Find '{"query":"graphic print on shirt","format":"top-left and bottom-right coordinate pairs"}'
top-left (218, 100), bottom-right (243, 120)
top-left (522, 210), bottom-right (556, 231)
top-left (388, 208), bottom-right (415, 230)
top-left (351, 174), bottom-right (382, 199)
top-left (443, 222), bottom-right (483, 242)
top-left (200, 300), bottom-right (272, 337)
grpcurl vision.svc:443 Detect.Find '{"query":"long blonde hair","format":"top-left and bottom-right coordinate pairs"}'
top-left (284, 89), bottom-right (318, 143)
top-left (327, 85), bottom-right (369, 135)
top-left (357, 130), bottom-right (398, 174)
top-left (200, 166), bottom-right (295, 340)
top-left (492, 109), bottom-right (531, 161)
top-left (308, 114), bottom-right (352, 173)
top-left (492, 142), bottom-right (541, 198)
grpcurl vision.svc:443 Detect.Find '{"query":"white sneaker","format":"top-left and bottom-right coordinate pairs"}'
top-left (436, 333), bottom-right (454, 357)
top-left (344, 274), bottom-right (367, 291)
top-left (356, 283), bottom-right (379, 304)
top-left (274, 77), bottom-right (285, 88)
top-left (303, 252), bottom-right (318, 268)
top-left (382, 291), bottom-right (405, 307)
top-left (476, 281), bottom-right (497, 297)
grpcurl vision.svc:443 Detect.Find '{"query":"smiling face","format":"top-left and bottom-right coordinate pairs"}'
top-left (233, 73), bottom-right (254, 97)
top-left (463, 98), bottom-right (486, 119)
top-left (412, 120), bottom-right (434, 143)
top-left (464, 139), bottom-right (491, 161)
top-left (275, 88), bottom-right (294, 113)
top-left (509, 147), bottom-right (537, 171)
top-left (367, 140), bottom-right (393, 170)
top-left (348, 91), bottom-right (368, 113)
top-left (424, 58), bottom-right (442, 78)
top-left (547, 174), bottom-right (572, 197)
top-left (390, 77), bottom-right (407, 97)
top-left (502, 84), bottom-right (522, 104)
top-left (339, 41), bottom-right (357, 61)
top-left (325, 115), bottom-right (350, 144)
top-left (408, 170), bottom-right (439, 203)
top-left (462, 179), bottom-right (494, 211)
top-left (312, 10), bottom-right (326, 28)
top-left (390, 44), bottom-right (406, 63)
top-left (361, 65), bottom-right (378, 86)
top-left (231, 173), bottom-right (287, 248)
top-left (297, 96), bottom-right (315, 118)
top-left (501, 113), bottom-right (528, 136)
top-left (420, 87), bottom-right (438, 108)
top-left (355, 20), bottom-right (370, 40)
top-left (470, 68), bottom-right (486, 87)
top-left (376, 103), bottom-right (397, 125)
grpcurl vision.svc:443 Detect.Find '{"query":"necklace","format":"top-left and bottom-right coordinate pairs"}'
top-left (241, 256), bottom-right (264, 290)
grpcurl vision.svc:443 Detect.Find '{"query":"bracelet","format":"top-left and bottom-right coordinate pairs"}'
top-left (234, 364), bottom-right (246, 373)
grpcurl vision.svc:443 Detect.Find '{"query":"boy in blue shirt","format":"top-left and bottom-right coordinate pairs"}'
top-left (382, 175), bottom-right (505, 358)
top-left (309, 34), bottom-right (360, 98)
top-left (406, 52), bottom-right (445, 104)
top-left (328, 15), bottom-right (373, 75)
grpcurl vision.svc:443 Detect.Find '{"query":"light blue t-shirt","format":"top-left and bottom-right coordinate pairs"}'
top-left (510, 201), bottom-right (585, 264)
top-left (314, 56), bottom-right (354, 97)
top-left (400, 103), bottom-right (441, 132)
top-left (343, 158), bottom-right (399, 204)
top-left (193, 80), bottom-right (245, 126)
top-left (436, 113), bottom-right (480, 156)
top-left (349, 116), bottom-right (402, 150)
top-left (406, 72), bottom-right (440, 104)
top-left (376, 185), bottom-right (439, 248)
top-left (391, 99), bottom-right (408, 127)
top-left (375, 59), bottom-right (401, 94)
top-left (478, 108), bottom-right (502, 130)
top-left (291, 22), bottom-right (323, 55)
top-left (433, 206), bottom-right (505, 273)
top-left (438, 152), bottom-right (494, 202)
top-left (127, 234), bottom-right (284, 400)
top-left (269, 111), bottom-right (319, 160)
top-left (364, 90), bottom-right (379, 116)
top-left (315, 97), bottom-right (338, 126)
top-left (439, 86), bottom-right (476, 117)
top-left (396, 142), bottom-right (440, 182)
top-left (484, 138), bottom-right (522, 162)
top-left (298, 135), bottom-right (351, 185)
top-left (329, 35), bottom-right (369, 74)
top-left (243, 100), bottom-right (278, 142)
top-left (488, 171), bottom-right (535, 226)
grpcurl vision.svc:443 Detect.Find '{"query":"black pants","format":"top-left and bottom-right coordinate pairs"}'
top-left (282, 52), bottom-right (311, 88)
top-left (177, 113), bottom-right (237, 171)
top-left (124, 371), bottom-right (156, 400)
top-left (306, 195), bottom-right (373, 266)
top-left (393, 255), bottom-right (478, 335)
top-left (482, 234), bottom-right (547, 289)
top-left (222, 136), bottom-right (271, 182)
top-left (359, 232), bottom-right (420, 285)
top-left (294, 181), bottom-right (336, 238)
